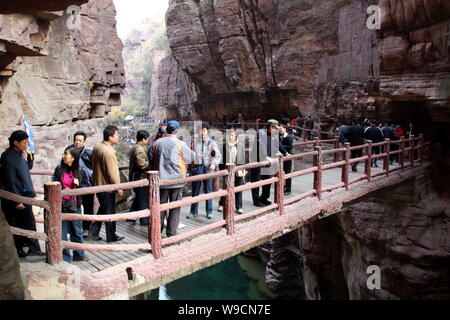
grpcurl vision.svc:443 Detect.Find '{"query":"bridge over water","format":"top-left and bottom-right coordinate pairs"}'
top-left (0, 130), bottom-right (433, 299)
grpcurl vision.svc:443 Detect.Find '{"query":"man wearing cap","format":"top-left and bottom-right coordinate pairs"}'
top-left (249, 119), bottom-right (281, 207)
top-left (0, 130), bottom-right (45, 257)
top-left (149, 120), bottom-right (196, 237)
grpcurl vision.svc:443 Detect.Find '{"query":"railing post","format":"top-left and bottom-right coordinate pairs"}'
top-left (44, 181), bottom-right (62, 265)
top-left (419, 134), bottom-right (424, 164)
top-left (275, 155), bottom-right (285, 215)
top-left (313, 146), bottom-right (323, 200)
top-left (302, 128), bottom-right (307, 141)
top-left (315, 129), bottom-right (321, 141)
top-left (342, 143), bottom-right (350, 191)
top-left (315, 137), bottom-right (320, 148)
top-left (224, 163), bottom-right (235, 235)
top-left (147, 171), bottom-right (161, 259)
top-left (383, 138), bottom-right (390, 175)
top-left (365, 140), bottom-right (373, 182)
top-left (333, 135), bottom-right (340, 162)
top-left (400, 136), bottom-right (405, 170)
top-left (410, 135), bottom-right (415, 167)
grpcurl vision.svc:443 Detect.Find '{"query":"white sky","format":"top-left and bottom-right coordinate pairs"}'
top-left (113, 0), bottom-right (169, 39)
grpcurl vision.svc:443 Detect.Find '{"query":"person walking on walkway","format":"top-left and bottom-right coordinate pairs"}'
top-left (0, 130), bottom-right (45, 257)
top-left (382, 121), bottom-right (399, 164)
top-left (52, 147), bottom-right (89, 262)
top-left (149, 120), bottom-right (195, 236)
top-left (345, 118), bottom-right (365, 172)
top-left (364, 119), bottom-right (384, 167)
top-left (128, 130), bottom-right (150, 226)
top-left (188, 123), bottom-right (222, 219)
top-left (89, 125), bottom-right (125, 242)
top-left (70, 131), bottom-right (94, 238)
top-left (279, 125), bottom-right (294, 195)
top-left (250, 119), bottom-right (280, 207)
top-left (304, 116), bottom-right (314, 140)
top-left (218, 129), bottom-right (247, 214)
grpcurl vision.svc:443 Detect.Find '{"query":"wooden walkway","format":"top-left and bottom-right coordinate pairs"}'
top-left (67, 161), bottom-right (384, 272)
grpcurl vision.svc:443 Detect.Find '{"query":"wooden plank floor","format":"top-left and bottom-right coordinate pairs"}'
top-left (71, 159), bottom-right (384, 272)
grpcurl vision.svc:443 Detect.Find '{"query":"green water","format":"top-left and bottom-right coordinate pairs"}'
top-left (134, 255), bottom-right (275, 300)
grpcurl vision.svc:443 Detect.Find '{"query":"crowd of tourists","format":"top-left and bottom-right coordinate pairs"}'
top-left (0, 117), bottom-right (419, 263)
top-left (335, 118), bottom-right (419, 172)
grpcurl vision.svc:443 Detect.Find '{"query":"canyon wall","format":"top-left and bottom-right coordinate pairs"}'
top-left (0, 0), bottom-right (125, 300)
top-left (315, 0), bottom-right (449, 148)
top-left (0, 0), bottom-right (125, 171)
top-left (162, 0), bottom-right (449, 145)
top-left (161, 0), bottom-right (342, 121)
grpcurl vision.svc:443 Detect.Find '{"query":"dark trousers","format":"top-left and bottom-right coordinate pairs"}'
top-left (62, 212), bottom-right (85, 262)
top-left (89, 192), bottom-right (116, 242)
top-left (81, 194), bottom-right (95, 231)
top-left (131, 187), bottom-right (149, 225)
top-left (284, 160), bottom-right (292, 193)
top-left (250, 168), bottom-right (272, 203)
top-left (372, 146), bottom-right (381, 165)
top-left (351, 148), bottom-right (363, 169)
top-left (160, 188), bottom-right (182, 237)
top-left (190, 178), bottom-right (213, 215)
top-left (219, 176), bottom-right (244, 210)
top-left (390, 143), bottom-right (399, 162)
top-left (2, 202), bottom-right (41, 253)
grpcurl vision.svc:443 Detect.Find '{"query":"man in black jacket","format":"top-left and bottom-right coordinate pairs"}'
top-left (279, 125), bottom-right (294, 195)
top-left (0, 130), bottom-right (44, 258)
top-left (345, 118), bottom-right (365, 172)
top-left (364, 120), bottom-right (384, 167)
top-left (70, 131), bottom-right (94, 237)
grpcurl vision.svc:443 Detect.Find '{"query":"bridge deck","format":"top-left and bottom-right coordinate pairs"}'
top-left (47, 164), bottom-right (384, 272)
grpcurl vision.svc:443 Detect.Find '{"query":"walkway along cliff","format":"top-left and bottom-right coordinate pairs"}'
top-left (1, 130), bottom-right (436, 299)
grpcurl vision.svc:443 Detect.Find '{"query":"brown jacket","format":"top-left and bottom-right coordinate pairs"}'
top-left (92, 141), bottom-right (120, 186)
top-left (129, 144), bottom-right (149, 181)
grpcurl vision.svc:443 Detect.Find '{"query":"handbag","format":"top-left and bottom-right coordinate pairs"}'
top-left (62, 198), bottom-right (78, 213)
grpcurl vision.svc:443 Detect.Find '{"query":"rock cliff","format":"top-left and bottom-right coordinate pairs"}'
top-left (162, 0), bottom-right (342, 121)
top-left (0, 0), bottom-right (125, 170)
top-left (162, 0), bottom-right (449, 145)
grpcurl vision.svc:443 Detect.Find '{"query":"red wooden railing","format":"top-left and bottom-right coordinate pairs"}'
top-left (2, 133), bottom-right (431, 265)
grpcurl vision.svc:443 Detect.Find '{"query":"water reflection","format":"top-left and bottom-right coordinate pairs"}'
top-left (133, 255), bottom-right (274, 300)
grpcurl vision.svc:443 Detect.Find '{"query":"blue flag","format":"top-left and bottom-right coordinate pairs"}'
top-left (22, 116), bottom-right (36, 153)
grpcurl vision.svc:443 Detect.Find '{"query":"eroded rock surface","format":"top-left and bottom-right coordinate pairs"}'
top-left (0, 0), bottom-right (125, 127)
top-left (162, 0), bottom-right (341, 120)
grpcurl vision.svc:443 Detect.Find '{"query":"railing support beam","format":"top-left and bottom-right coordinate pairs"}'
top-left (384, 138), bottom-right (391, 175)
top-left (44, 181), bottom-right (62, 265)
top-left (342, 143), bottom-right (350, 190)
top-left (148, 171), bottom-right (162, 259)
top-left (313, 147), bottom-right (323, 200)
top-left (224, 164), bottom-right (235, 235)
top-left (365, 140), bottom-right (373, 182)
top-left (275, 155), bottom-right (285, 215)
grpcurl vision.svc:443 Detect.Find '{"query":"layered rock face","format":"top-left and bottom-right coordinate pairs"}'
top-left (0, 0), bottom-right (125, 127)
top-left (163, 0), bottom-right (341, 121)
top-left (315, 0), bottom-right (450, 146)
top-left (263, 170), bottom-right (450, 300)
top-left (0, 0), bottom-right (125, 170)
